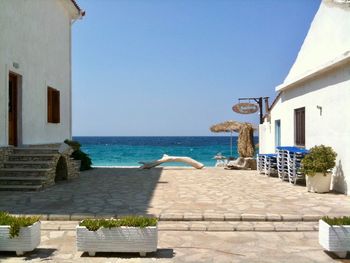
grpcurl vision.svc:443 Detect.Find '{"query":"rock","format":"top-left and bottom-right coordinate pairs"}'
top-left (227, 157), bottom-right (257, 170)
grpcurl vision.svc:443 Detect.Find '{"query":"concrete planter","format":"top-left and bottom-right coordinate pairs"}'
top-left (319, 219), bottom-right (350, 258)
top-left (0, 221), bottom-right (41, 256)
top-left (306, 172), bottom-right (331, 193)
top-left (76, 225), bottom-right (158, 256)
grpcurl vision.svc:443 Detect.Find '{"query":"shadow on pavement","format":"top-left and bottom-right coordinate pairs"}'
top-left (80, 248), bottom-right (174, 259)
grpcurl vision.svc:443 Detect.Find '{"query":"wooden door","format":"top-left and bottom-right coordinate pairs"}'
top-left (8, 74), bottom-right (18, 146)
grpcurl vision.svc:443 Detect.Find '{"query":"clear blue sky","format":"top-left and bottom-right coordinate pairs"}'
top-left (72, 0), bottom-right (321, 136)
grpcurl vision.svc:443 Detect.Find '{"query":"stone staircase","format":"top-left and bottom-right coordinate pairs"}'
top-left (0, 147), bottom-right (80, 191)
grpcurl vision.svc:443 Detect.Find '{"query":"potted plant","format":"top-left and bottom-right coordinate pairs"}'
top-left (76, 216), bottom-right (158, 256)
top-left (319, 216), bottom-right (350, 258)
top-left (0, 212), bottom-right (41, 256)
top-left (301, 145), bottom-right (337, 193)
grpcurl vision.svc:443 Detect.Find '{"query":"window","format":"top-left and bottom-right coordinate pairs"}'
top-left (275, 119), bottom-right (281, 147)
top-left (294, 107), bottom-right (305, 147)
top-left (47, 87), bottom-right (60, 123)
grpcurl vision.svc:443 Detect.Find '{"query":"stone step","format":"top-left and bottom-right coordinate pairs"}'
top-left (40, 220), bottom-right (318, 232)
top-left (8, 154), bottom-right (57, 162)
top-left (0, 168), bottom-right (52, 177)
top-left (3, 161), bottom-right (54, 169)
top-left (13, 148), bottom-right (59, 154)
top-left (0, 184), bottom-right (42, 191)
top-left (0, 168), bottom-right (51, 172)
top-left (0, 176), bottom-right (47, 181)
top-left (158, 221), bottom-right (319, 232)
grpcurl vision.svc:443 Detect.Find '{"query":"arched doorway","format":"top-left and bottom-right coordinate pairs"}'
top-left (55, 156), bottom-right (68, 182)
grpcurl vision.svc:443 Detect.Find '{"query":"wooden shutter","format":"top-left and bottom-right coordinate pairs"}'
top-left (294, 107), bottom-right (305, 147)
top-left (47, 87), bottom-right (60, 123)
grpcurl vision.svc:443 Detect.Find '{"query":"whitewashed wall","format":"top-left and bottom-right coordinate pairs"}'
top-left (0, 0), bottom-right (73, 146)
top-left (259, 64), bottom-right (350, 194)
top-left (285, 1), bottom-right (350, 83)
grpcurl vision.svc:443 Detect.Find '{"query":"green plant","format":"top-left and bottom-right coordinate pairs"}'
top-left (322, 216), bottom-right (350, 226)
top-left (0, 211), bottom-right (40, 238)
top-left (64, 139), bottom-right (92, 171)
top-left (64, 139), bottom-right (81, 151)
top-left (71, 149), bottom-right (92, 171)
top-left (80, 216), bottom-right (158, 231)
top-left (300, 145), bottom-right (337, 176)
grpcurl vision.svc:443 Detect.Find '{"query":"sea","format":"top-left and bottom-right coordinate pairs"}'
top-left (73, 136), bottom-right (258, 167)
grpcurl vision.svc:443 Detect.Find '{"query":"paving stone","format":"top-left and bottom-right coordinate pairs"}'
top-left (266, 213), bottom-right (282, 221)
top-left (203, 213), bottom-right (224, 221)
top-left (236, 222), bottom-right (254, 231)
top-left (302, 214), bottom-right (323, 221)
top-left (160, 213), bottom-right (184, 221)
top-left (296, 223), bottom-right (316, 231)
top-left (207, 223), bottom-right (235, 232)
top-left (190, 223), bottom-right (208, 231)
top-left (224, 213), bottom-right (241, 221)
top-left (94, 214), bottom-right (116, 219)
top-left (0, 229), bottom-right (338, 262)
top-left (241, 213), bottom-right (266, 221)
top-left (183, 213), bottom-right (203, 221)
top-left (274, 223), bottom-right (298, 232)
top-left (70, 213), bottom-right (95, 221)
top-left (48, 214), bottom-right (70, 220)
top-left (1, 168), bottom-right (349, 226)
top-left (281, 214), bottom-right (303, 221)
top-left (253, 223), bottom-right (275, 231)
top-left (158, 222), bottom-right (189, 231)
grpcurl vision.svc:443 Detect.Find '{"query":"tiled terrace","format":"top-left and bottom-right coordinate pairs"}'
top-left (0, 167), bottom-right (349, 219)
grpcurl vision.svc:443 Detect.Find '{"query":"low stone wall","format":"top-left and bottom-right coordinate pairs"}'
top-left (0, 147), bottom-right (13, 168)
top-left (43, 152), bottom-right (81, 187)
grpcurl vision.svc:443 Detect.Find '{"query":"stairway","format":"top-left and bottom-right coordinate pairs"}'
top-left (0, 147), bottom-right (60, 191)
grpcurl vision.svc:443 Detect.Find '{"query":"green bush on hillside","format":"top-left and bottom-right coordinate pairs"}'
top-left (0, 211), bottom-right (40, 238)
top-left (80, 216), bottom-right (158, 231)
top-left (64, 139), bottom-right (92, 171)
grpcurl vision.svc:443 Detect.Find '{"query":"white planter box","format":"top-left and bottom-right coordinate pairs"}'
top-left (76, 225), bottom-right (158, 256)
top-left (0, 221), bottom-right (41, 256)
top-left (319, 219), bottom-right (350, 258)
top-left (306, 172), bottom-right (331, 193)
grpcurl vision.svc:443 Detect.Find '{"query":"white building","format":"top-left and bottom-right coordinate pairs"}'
top-left (259, 0), bottom-right (350, 194)
top-left (0, 0), bottom-right (84, 147)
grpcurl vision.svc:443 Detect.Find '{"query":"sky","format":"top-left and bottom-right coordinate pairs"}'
top-left (72, 0), bottom-right (321, 136)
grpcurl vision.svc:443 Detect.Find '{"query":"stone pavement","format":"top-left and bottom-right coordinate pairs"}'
top-left (0, 167), bottom-right (349, 220)
top-left (0, 227), bottom-right (348, 263)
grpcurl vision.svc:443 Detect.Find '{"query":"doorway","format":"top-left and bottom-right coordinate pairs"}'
top-left (8, 73), bottom-right (18, 146)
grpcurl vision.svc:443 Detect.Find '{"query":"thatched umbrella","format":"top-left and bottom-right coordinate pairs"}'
top-left (238, 123), bottom-right (255, 157)
top-left (210, 120), bottom-right (242, 157)
top-left (210, 120), bottom-right (255, 158)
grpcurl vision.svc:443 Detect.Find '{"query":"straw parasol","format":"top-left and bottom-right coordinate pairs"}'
top-left (210, 120), bottom-right (255, 158)
top-left (210, 120), bottom-right (242, 157)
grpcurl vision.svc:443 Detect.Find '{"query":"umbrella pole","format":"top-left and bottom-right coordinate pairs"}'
top-left (230, 131), bottom-right (233, 157)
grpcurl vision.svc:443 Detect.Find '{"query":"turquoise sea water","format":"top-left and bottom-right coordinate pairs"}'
top-left (73, 136), bottom-right (258, 167)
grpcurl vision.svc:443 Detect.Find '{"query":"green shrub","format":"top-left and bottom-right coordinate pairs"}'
top-left (64, 139), bottom-right (81, 151)
top-left (71, 149), bottom-right (92, 171)
top-left (64, 139), bottom-right (92, 171)
top-left (300, 145), bottom-right (337, 176)
top-left (80, 216), bottom-right (158, 231)
top-left (0, 211), bottom-right (40, 238)
top-left (322, 216), bottom-right (350, 226)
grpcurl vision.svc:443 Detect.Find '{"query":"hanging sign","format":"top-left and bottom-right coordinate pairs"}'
top-left (232, 102), bottom-right (259, 114)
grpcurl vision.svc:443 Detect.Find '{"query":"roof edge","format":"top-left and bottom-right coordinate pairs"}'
top-left (69, 0), bottom-right (85, 17)
top-left (276, 51), bottom-right (350, 92)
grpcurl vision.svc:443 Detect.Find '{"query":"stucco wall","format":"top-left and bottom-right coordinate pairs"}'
top-left (0, 0), bottom-right (72, 146)
top-left (284, 1), bottom-right (350, 83)
top-left (259, 64), bottom-right (350, 194)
